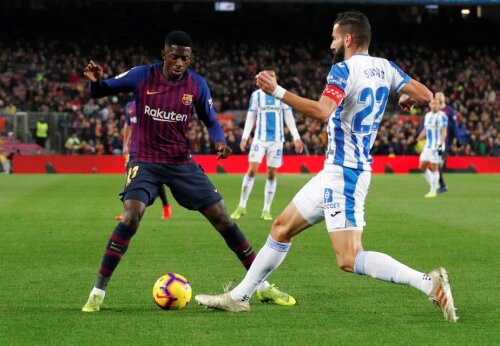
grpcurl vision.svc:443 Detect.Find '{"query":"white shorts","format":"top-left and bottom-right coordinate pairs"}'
top-left (249, 140), bottom-right (283, 168)
top-left (420, 148), bottom-right (440, 164)
top-left (292, 164), bottom-right (371, 232)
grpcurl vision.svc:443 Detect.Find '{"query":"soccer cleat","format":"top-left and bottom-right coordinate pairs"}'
top-left (437, 185), bottom-right (448, 194)
top-left (427, 267), bottom-right (458, 323)
top-left (162, 205), bottom-right (172, 220)
top-left (82, 294), bottom-right (104, 313)
top-left (230, 206), bottom-right (246, 220)
top-left (114, 213), bottom-right (123, 220)
top-left (260, 211), bottom-right (273, 221)
top-left (195, 292), bottom-right (250, 312)
top-left (256, 284), bottom-right (296, 306)
top-left (425, 192), bottom-right (437, 198)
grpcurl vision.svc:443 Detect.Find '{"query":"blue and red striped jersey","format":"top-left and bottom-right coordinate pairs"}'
top-left (90, 63), bottom-right (226, 164)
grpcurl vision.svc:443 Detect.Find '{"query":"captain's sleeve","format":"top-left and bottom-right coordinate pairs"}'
top-left (195, 79), bottom-right (226, 144)
top-left (322, 62), bottom-right (349, 104)
top-left (89, 66), bottom-right (147, 98)
top-left (388, 61), bottom-right (410, 93)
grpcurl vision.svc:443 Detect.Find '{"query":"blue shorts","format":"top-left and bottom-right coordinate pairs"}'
top-left (120, 161), bottom-right (222, 211)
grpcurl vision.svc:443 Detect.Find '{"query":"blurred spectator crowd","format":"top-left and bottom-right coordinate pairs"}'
top-left (0, 39), bottom-right (498, 157)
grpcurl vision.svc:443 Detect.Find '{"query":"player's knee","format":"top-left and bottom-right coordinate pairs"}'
top-left (247, 169), bottom-right (256, 178)
top-left (267, 169), bottom-right (276, 180)
top-left (203, 202), bottom-right (233, 231)
top-left (121, 206), bottom-right (145, 229)
top-left (270, 217), bottom-right (293, 242)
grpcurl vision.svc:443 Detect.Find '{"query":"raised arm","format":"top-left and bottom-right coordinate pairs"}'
top-left (256, 71), bottom-right (338, 122)
top-left (84, 61), bottom-right (145, 98)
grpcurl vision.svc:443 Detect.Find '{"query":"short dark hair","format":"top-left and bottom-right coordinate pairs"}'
top-left (165, 31), bottom-right (192, 47)
top-left (334, 11), bottom-right (371, 48)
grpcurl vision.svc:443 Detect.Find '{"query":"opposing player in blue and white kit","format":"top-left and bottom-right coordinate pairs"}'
top-left (417, 98), bottom-right (448, 198)
top-left (231, 70), bottom-right (303, 221)
top-left (196, 12), bottom-right (458, 323)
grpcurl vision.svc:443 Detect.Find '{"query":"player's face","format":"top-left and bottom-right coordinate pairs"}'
top-left (429, 99), bottom-right (440, 112)
top-left (435, 92), bottom-right (445, 107)
top-left (330, 24), bottom-right (345, 64)
top-left (162, 45), bottom-right (192, 80)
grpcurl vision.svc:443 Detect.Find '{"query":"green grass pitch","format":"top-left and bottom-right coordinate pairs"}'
top-left (0, 173), bottom-right (499, 345)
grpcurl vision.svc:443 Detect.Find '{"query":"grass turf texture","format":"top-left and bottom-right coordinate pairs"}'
top-left (0, 173), bottom-right (499, 345)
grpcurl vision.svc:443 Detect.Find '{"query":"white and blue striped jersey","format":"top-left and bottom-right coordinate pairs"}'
top-left (242, 89), bottom-right (300, 142)
top-left (424, 111), bottom-right (448, 150)
top-left (323, 54), bottom-right (410, 171)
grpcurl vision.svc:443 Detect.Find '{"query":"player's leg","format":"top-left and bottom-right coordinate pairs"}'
top-left (83, 163), bottom-right (159, 312)
top-left (261, 166), bottom-right (277, 220)
top-left (261, 143), bottom-right (282, 221)
top-left (419, 150), bottom-right (433, 192)
top-left (158, 184), bottom-right (172, 219)
top-left (327, 166), bottom-right (457, 322)
top-left (438, 153), bottom-right (448, 193)
top-left (196, 172), bottom-right (325, 310)
top-left (231, 162), bottom-right (259, 219)
top-left (428, 162), bottom-right (439, 195)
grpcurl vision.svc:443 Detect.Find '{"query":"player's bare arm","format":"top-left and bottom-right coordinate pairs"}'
top-left (417, 129), bottom-right (427, 141)
top-left (256, 71), bottom-right (337, 121)
top-left (84, 60), bottom-right (104, 82)
top-left (399, 78), bottom-right (433, 109)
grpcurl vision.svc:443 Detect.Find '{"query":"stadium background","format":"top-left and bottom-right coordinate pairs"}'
top-left (0, 0), bottom-right (499, 173)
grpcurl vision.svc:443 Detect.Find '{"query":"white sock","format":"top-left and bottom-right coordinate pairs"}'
top-left (423, 169), bottom-right (432, 185)
top-left (256, 281), bottom-right (270, 291)
top-left (91, 287), bottom-right (106, 298)
top-left (230, 235), bottom-right (290, 301)
top-left (354, 251), bottom-right (433, 295)
top-left (431, 171), bottom-right (439, 193)
top-left (239, 174), bottom-right (255, 208)
top-left (263, 178), bottom-right (277, 212)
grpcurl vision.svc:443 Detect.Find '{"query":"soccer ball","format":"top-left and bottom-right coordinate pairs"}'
top-left (152, 273), bottom-right (192, 310)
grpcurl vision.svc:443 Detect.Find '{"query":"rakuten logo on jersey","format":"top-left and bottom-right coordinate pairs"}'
top-left (144, 105), bottom-right (188, 122)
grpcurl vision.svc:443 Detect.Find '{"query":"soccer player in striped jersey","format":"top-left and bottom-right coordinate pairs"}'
top-left (196, 12), bottom-right (458, 322)
top-left (82, 31), bottom-right (295, 312)
top-left (231, 71), bottom-right (303, 221)
top-left (115, 101), bottom-right (172, 220)
top-left (417, 98), bottom-right (448, 198)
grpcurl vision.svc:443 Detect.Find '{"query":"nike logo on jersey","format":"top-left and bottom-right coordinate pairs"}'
top-left (330, 211), bottom-right (341, 218)
top-left (146, 90), bottom-right (161, 95)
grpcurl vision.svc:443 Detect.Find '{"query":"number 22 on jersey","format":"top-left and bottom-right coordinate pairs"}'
top-left (352, 86), bottom-right (389, 134)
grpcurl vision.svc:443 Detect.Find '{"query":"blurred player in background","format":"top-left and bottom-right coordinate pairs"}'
top-left (434, 92), bottom-right (460, 194)
top-left (115, 101), bottom-right (172, 220)
top-left (82, 31), bottom-right (294, 313)
top-left (196, 11), bottom-right (458, 323)
top-left (231, 70), bottom-right (303, 221)
top-left (417, 98), bottom-right (448, 198)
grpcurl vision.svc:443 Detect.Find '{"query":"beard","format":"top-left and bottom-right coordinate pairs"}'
top-left (332, 44), bottom-right (345, 64)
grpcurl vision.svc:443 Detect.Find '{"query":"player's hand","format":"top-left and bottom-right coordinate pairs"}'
top-left (239, 139), bottom-right (248, 152)
top-left (215, 142), bottom-right (232, 159)
top-left (84, 60), bottom-right (104, 82)
top-left (398, 94), bottom-right (417, 112)
top-left (437, 142), bottom-right (445, 155)
top-left (256, 71), bottom-right (278, 95)
top-left (294, 139), bottom-right (304, 154)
